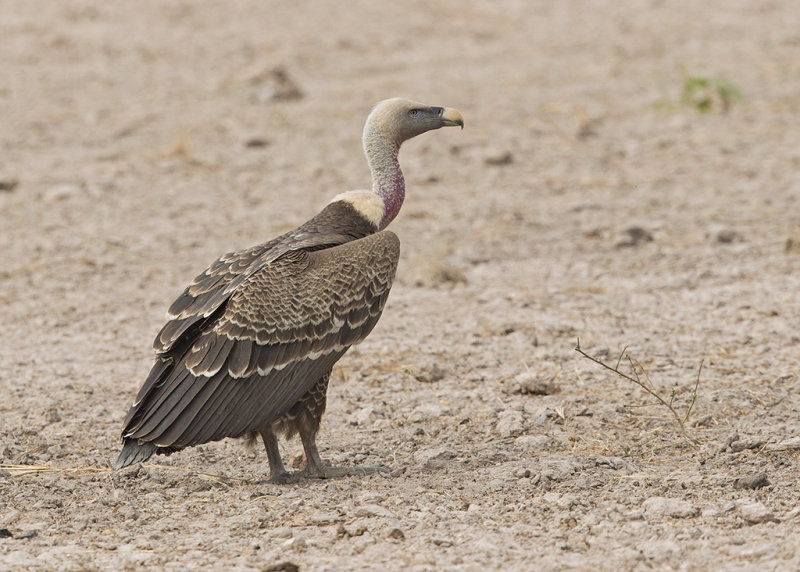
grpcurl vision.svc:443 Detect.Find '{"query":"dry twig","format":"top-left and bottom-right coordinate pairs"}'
top-left (575, 339), bottom-right (702, 445)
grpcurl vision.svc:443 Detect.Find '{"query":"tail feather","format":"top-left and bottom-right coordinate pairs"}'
top-left (113, 439), bottom-right (158, 470)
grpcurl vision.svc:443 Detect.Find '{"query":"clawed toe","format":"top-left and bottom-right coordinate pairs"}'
top-left (265, 471), bottom-right (296, 484)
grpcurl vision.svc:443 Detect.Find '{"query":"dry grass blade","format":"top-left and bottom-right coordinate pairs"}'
top-left (1, 463), bottom-right (248, 486)
top-left (1, 464), bottom-right (111, 477)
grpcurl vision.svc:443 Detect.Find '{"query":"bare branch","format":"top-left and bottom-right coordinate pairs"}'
top-left (575, 340), bottom-right (701, 445)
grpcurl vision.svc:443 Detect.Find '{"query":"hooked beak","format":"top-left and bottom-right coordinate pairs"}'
top-left (432, 106), bottom-right (465, 129)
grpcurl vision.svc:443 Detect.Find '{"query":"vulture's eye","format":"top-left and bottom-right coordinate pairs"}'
top-left (409, 109), bottom-right (419, 117)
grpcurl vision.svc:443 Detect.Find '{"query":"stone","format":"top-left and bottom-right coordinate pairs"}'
top-left (264, 561), bottom-right (300, 572)
top-left (247, 67), bottom-right (303, 102)
top-left (766, 437), bottom-right (800, 451)
top-left (615, 226), bottom-right (653, 248)
top-left (513, 372), bottom-right (559, 395)
top-left (414, 364), bottom-right (447, 383)
top-left (0, 176), bottom-right (18, 192)
top-left (642, 496), bottom-right (699, 519)
top-left (715, 228), bottom-right (743, 243)
top-left (733, 472), bottom-right (769, 490)
top-left (386, 527), bottom-right (405, 540)
top-left (409, 403), bottom-right (450, 422)
top-left (414, 447), bottom-right (457, 469)
top-left (495, 410), bottom-right (524, 437)
top-left (484, 149), bottom-right (513, 166)
top-left (349, 406), bottom-right (376, 426)
top-left (354, 504), bottom-right (395, 519)
top-left (730, 438), bottom-right (766, 452)
top-left (244, 137), bottom-right (269, 148)
top-left (737, 501), bottom-right (777, 524)
top-left (311, 513), bottom-right (340, 525)
top-left (45, 407), bottom-right (61, 423)
top-left (271, 527), bottom-right (293, 539)
top-left (44, 184), bottom-right (82, 202)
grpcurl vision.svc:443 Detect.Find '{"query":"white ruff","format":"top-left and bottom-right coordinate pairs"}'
top-left (330, 190), bottom-right (385, 227)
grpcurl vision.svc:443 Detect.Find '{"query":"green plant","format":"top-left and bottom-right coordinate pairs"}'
top-left (575, 339), bottom-right (702, 444)
top-left (681, 75), bottom-right (742, 113)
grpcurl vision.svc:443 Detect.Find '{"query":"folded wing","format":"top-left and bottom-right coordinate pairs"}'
top-left (119, 231), bottom-right (400, 449)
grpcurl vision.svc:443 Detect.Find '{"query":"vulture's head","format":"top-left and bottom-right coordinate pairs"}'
top-left (365, 98), bottom-right (464, 146)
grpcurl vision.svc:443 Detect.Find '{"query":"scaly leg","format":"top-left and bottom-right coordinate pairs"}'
top-left (267, 370), bottom-right (387, 480)
top-left (298, 406), bottom-right (388, 479)
top-left (259, 426), bottom-right (292, 483)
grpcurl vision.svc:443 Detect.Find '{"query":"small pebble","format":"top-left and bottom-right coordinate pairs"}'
top-left (337, 522), bottom-right (367, 538)
top-left (730, 438), bottom-right (766, 452)
top-left (513, 372), bottom-right (559, 395)
top-left (281, 536), bottom-right (305, 549)
top-left (615, 226), bottom-right (653, 248)
top-left (264, 562), bottom-right (300, 572)
top-left (690, 414), bottom-right (712, 427)
top-left (733, 472), bottom-right (769, 490)
top-left (642, 496), bottom-right (698, 519)
top-left (409, 403), bottom-right (450, 422)
top-left (245, 137), bottom-right (269, 148)
top-left (494, 410), bottom-right (524, 437)
top-left (354, 504), bottom-right (395, 519)
top-left (715, 228), bottom-right (743, 243)
top-left (349, 406), bottom-right (376, 426)
top-left (0, 177), bottom-right (18, 192)
top-left (45, 407), bottom-right (61, 423)
top-left (484, 150), bottom-right (513, 166)
top-left (248, 67), bottom-right (304, 102)
top-left (289, 450), bottom-right (305, 469)
top-left (766, 437), bottom-right (800, 451)
top-left (414, 364), bottom-right (446, 383)
top-left (271, 527), bottom-right (293, 539)
top-left (44, 184), bottom-right (81, 202)
top-left (311, 513), bottom-right (340, 525)
top-left (386, 527), bottom-right (405, 540)
top-left (737, 501), bottom-right (777, 524)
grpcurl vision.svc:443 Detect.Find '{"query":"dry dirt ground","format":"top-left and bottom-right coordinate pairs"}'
top-left (2, 1), bottom-right (800, 570)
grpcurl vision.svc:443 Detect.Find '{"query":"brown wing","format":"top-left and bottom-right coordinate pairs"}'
top-left (120, 231), bottom-right (400, 448)
top-left (153, 201), bottom-right (377, 356)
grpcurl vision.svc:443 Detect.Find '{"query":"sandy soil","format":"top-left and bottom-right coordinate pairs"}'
top-left (2, 1), bottom-right (800, 569)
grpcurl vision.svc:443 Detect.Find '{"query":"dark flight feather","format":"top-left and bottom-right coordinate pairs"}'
top-left (114, 225), bottom-right (398, 468)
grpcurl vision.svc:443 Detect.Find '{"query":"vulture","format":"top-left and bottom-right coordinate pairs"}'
top-left (113, 98), bottom-right (464, 481)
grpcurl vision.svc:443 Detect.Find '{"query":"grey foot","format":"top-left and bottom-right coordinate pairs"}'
top-left (266, 470), bottom-right (296, 484)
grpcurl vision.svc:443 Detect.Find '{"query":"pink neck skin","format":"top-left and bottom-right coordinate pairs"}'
top-left (365, 134), bottom-right (404, 230)
top-left (376, 154), bottom-right (405, 230)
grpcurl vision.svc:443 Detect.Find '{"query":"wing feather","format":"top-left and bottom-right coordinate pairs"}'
top-left (152, 202), bottom-right (377, 355)
top-left (227, 340), bottom-right (252, 378)
top-left (150, 373), bottom-right (227, 444)
top-left (120, 231), bottom-right (400, 450)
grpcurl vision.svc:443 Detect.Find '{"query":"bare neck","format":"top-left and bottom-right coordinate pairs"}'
top-left (363, 124), bottom-right (404, 230)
